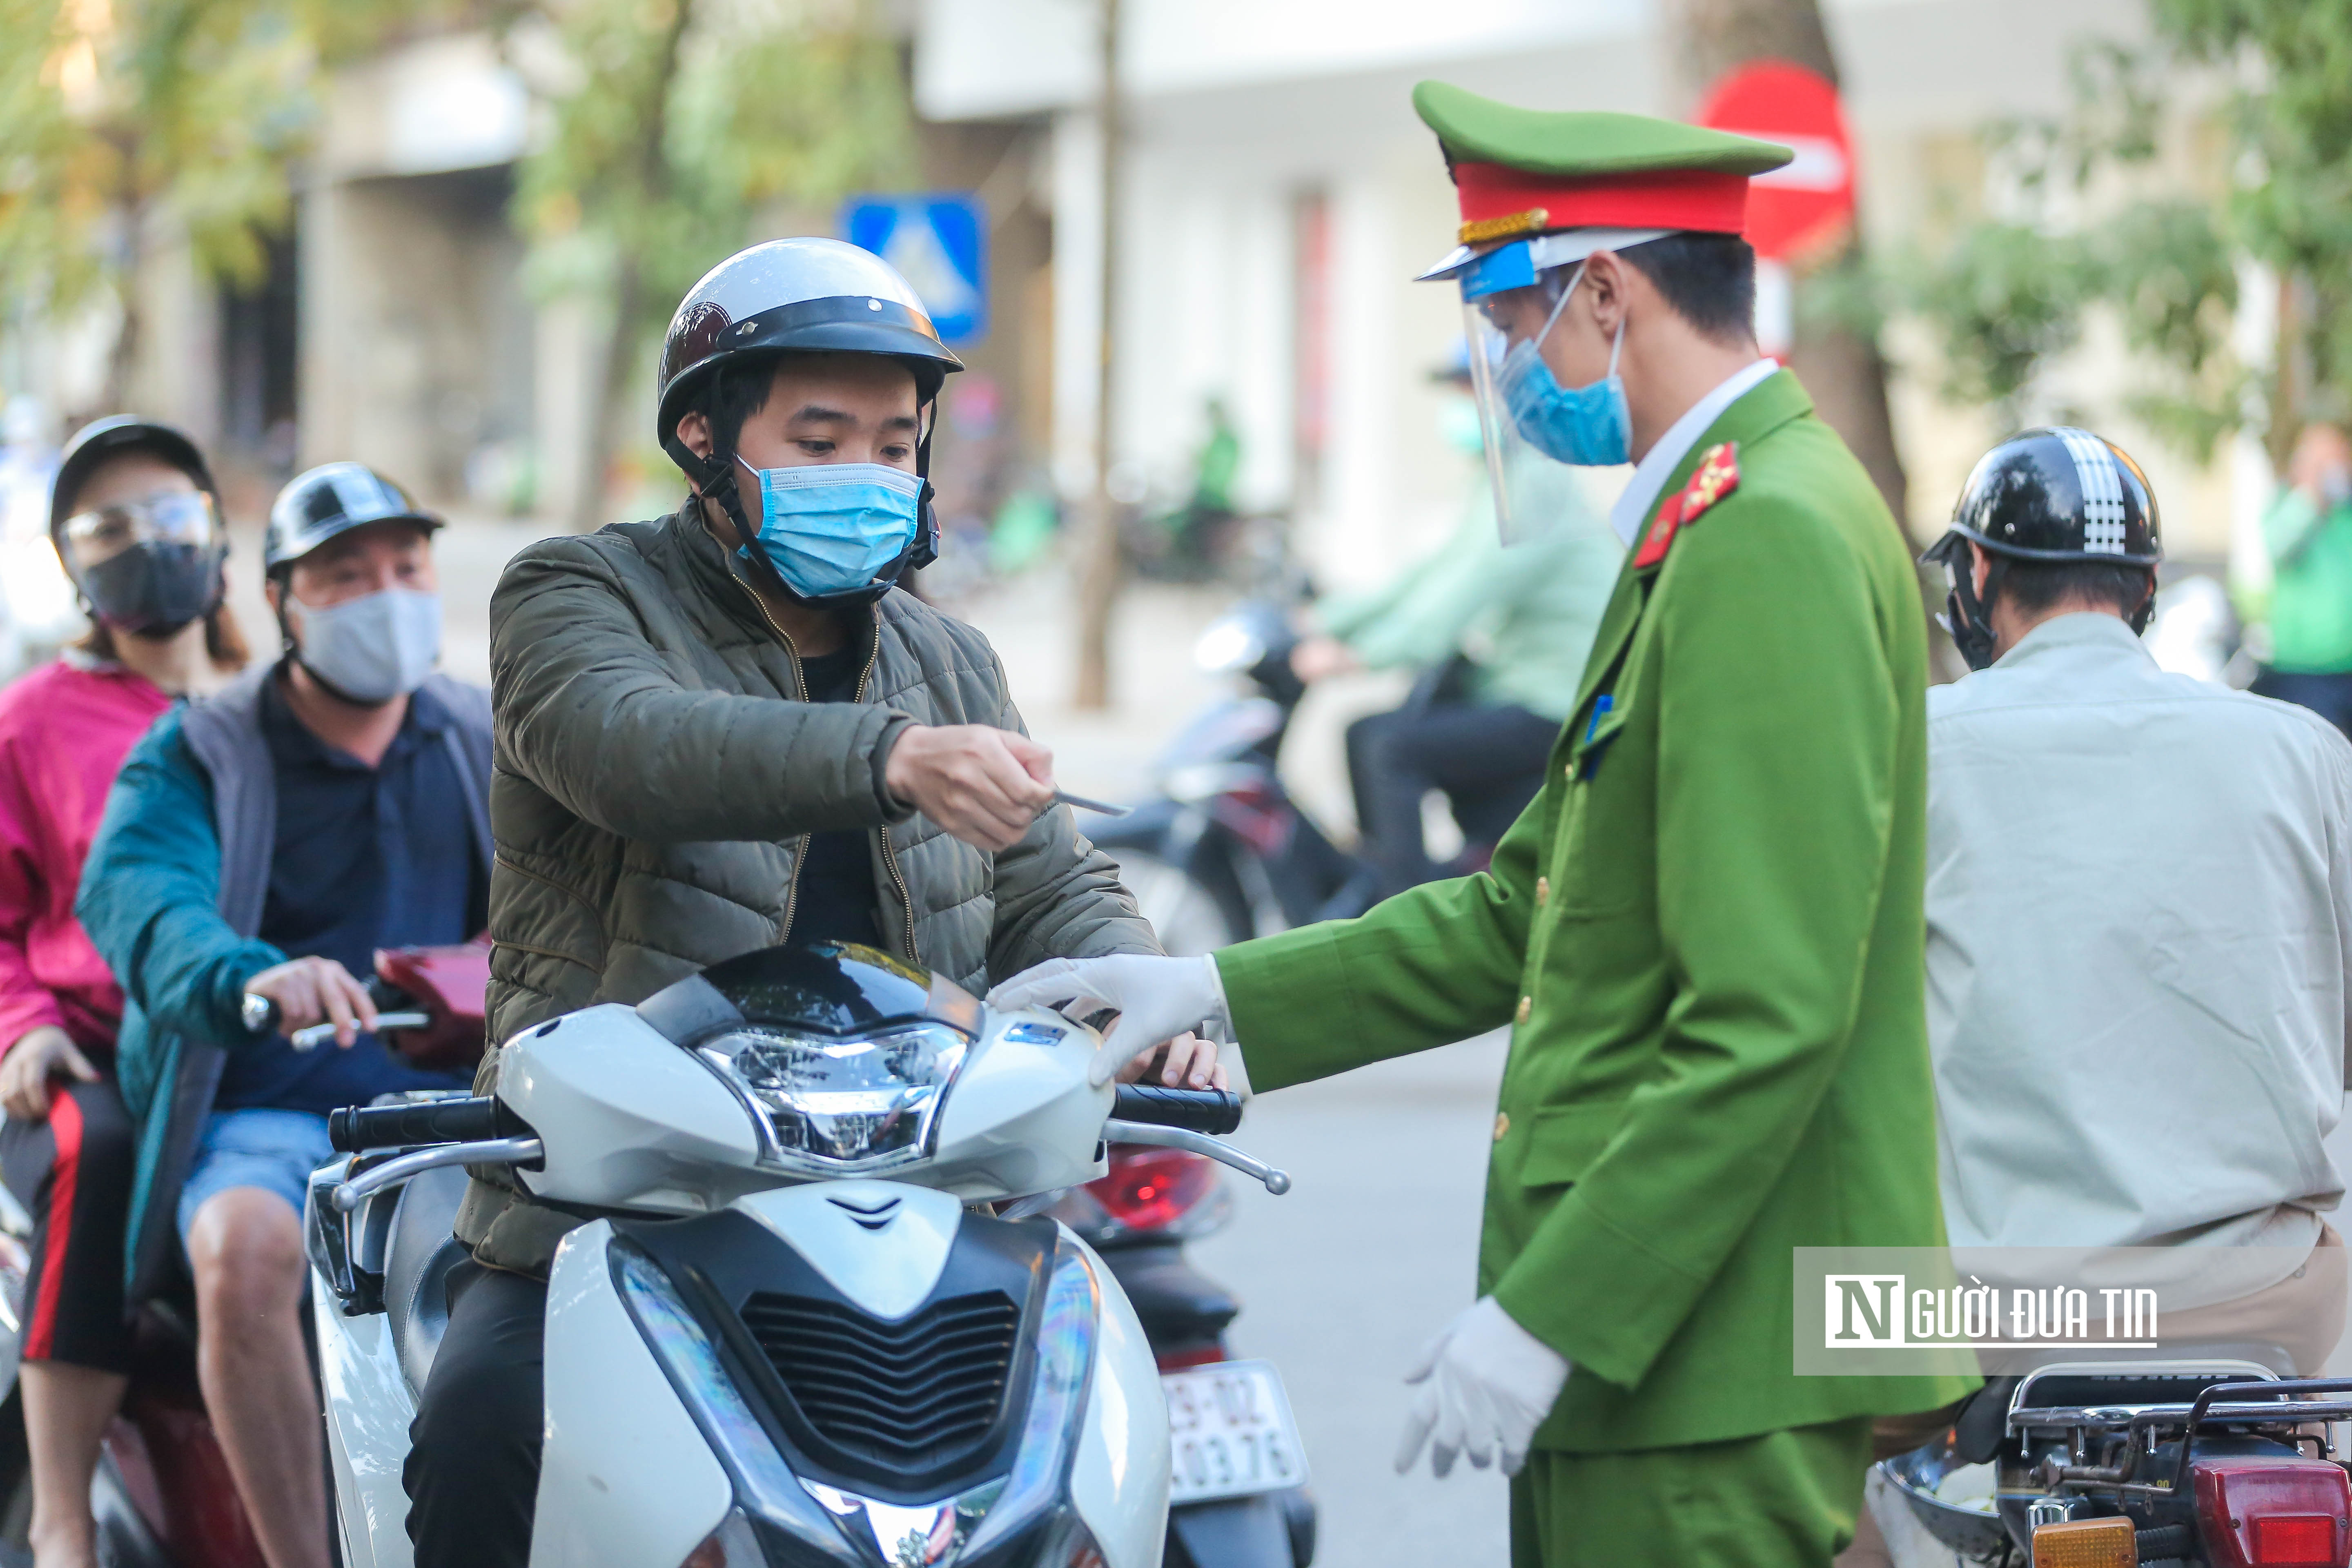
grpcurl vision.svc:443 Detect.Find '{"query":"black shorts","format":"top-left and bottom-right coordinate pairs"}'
top-left (0, 1076), bottom-right (136, 1372)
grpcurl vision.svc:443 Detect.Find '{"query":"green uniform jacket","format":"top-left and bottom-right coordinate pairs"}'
top-left (1216, 370), bottom-right (1975, 1453)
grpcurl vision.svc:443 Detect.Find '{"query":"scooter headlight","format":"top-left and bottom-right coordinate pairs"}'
top-left (695, 1021), bottom-right (969, 1175)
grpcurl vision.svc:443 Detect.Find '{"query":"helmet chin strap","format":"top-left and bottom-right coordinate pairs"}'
top-left (1940, 545), bottom-right (2006, 672)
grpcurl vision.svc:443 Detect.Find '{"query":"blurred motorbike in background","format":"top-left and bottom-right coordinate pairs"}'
top-left (1090, 601), bottom-right (1374, 954)
top-left (1047, 1146), bottom-right (1316, 1567)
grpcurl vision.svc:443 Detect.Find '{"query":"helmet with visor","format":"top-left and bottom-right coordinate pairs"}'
top-left (49, 416), bottom-right (227, 637)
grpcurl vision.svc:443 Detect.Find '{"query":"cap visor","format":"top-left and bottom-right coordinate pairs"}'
top-left (1420, 226), bottom-right (1678, 287)
top-left (1417, 243), bottom-right (1479, 282)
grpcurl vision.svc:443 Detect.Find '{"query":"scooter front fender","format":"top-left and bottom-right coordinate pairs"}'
top-left (533, 1222), bottom-right (734, 1568)
top-left (312, 1273), bottom-right (417, 1568)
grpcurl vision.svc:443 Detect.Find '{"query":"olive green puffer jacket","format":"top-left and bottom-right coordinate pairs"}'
top-left (459, 504), bottom-right (1157, 1271)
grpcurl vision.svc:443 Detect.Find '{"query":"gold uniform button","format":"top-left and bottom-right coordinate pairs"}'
top-left (1515, 995), bottom-right (1532, 1025)
top-left (1535, 876), bottom-right (1550, 906)
top-left (1493, 1111), bottom-right (1510, 1142)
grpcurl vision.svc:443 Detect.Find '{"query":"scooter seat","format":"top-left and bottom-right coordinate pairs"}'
top-left (382, 1163), bottom-right (470, 1395)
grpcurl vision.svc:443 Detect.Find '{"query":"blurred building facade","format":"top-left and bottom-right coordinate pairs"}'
top-left (2, 0), bottom-right (2251, 590)
top-left (2, 20), bottom-right (1055, 540)
top-left (914, 0), bottom-right (2248, 594)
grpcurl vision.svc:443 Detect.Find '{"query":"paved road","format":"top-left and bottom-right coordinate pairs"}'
top-left (1189, 1032), bottom-right (1516, 1568)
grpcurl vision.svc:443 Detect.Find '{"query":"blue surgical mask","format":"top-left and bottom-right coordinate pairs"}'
top-left (735, 457), bottom-right (923, 598)
top-left (1498, 263), bottom-right (1631, 467)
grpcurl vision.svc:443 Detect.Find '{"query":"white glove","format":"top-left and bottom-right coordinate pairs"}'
top-left (986, 954), bottom-right (1230, 1086)
top-left (1394, 1296), bottom-right (1571, 1479)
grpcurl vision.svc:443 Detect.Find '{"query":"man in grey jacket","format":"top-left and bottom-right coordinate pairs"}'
top-left (407, 239), bottom-right (1185, 1567)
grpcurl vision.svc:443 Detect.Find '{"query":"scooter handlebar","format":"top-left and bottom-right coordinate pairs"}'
top-left (1109, 1084), bottom-right (1243, 1136)
top-left (329, 1096), bottom-right (508, 1152)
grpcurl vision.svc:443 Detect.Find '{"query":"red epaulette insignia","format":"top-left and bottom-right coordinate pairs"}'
top-left (1631, 441), bottom-right (1741, 570)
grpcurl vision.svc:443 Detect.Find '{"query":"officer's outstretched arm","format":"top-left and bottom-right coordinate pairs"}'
top-left (1211, 788), bottom-right (1545, 1093)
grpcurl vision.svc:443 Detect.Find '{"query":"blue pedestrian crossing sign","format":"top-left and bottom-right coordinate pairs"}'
top-left (842, 194), bottom-right (987, 346)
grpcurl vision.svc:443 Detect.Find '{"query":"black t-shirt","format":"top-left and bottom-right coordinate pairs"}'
top-left (786, 645), bottom-right (884, 951)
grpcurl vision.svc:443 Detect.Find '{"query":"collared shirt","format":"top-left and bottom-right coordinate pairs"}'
top-left (1605, 357), bottom-right (1778, 547)
top-left (216, 668), bottom-right (482, 1112)
top-left (1926, 612), bottom-right (2352, 1292)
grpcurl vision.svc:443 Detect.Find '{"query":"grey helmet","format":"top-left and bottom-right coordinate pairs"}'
top-left (655, 238), bottom-right (963, 602)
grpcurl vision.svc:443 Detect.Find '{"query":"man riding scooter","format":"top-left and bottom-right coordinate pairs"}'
top-left (77, 463), bottom-right (488, 1568)
top-left (1830, 430), bottom-right (2352, 1566)
top-left (1290, 349), bottom-right (1621, 897)
top-left (405, 238), bottom-right (1206, 1568)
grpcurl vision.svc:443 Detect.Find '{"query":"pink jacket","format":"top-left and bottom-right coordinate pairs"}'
top-left (0, 659), bottom-right (174, 1058)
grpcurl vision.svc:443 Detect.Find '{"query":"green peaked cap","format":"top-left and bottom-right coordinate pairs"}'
top-left (1411, 80), bottom-right (1792, 178)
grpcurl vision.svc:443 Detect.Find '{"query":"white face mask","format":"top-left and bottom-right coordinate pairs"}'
top-left (290, 586), bottom-right (442, 704)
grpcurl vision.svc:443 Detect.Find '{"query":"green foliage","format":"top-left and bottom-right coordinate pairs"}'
top-left (1897, 223), bottom-right (2095, 427)
top-left (1902, 1), bottom-right (2352, 461)
top-left (0, 0), bottom-right (94, 309)
top-left (0, 0), bottom-right (424, 399)
top-left (2158, 0), bottom-right (2352, 438)
top-left (512, 0), bottom-right (913, 349)
top-left (1, 0), bottom-right (314, 300)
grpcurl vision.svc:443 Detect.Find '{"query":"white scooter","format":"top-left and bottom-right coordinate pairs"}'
top-left (301, 942), bottom-right (1301, 1568)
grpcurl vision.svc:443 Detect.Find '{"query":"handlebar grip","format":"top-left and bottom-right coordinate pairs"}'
top-left (329, 1096), bottom-right (505, 1153)
top-left (1110, 1084), bottom-right (1243, 1136)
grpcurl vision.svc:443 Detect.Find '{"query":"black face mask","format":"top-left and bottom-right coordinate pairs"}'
top-left (80, 541), bottom-right (224, 637)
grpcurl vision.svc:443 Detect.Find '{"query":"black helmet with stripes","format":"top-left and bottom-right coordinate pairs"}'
top-left (1922, 428), bottom-right (2163, 668)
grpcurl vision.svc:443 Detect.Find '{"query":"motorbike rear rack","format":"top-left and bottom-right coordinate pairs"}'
top-left (2010, 1376), bottom-right (2352, 1497)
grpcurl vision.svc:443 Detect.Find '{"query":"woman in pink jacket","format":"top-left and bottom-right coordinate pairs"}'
top-left (0, 418), bottom-right (246, 1568)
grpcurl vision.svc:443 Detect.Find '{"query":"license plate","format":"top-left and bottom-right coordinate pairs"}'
top-left (1162, 1359), bottom-right (1309, 1503)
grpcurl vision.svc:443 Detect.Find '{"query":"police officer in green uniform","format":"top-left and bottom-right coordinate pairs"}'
top-left (992, 82), bottom-right (1973, 1568)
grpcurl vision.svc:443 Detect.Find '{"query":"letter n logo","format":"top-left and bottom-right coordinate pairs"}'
top-left (1825, 1275), bottom-right (1905, 1346)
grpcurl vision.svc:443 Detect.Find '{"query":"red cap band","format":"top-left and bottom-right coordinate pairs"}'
top-left (1452, 161), bottom-right (1752, 242)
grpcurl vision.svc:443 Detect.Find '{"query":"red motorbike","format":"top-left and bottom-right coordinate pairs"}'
top-left (0, 940), bottom-right (490, 1568)
top-left (1882, 1361), bottom-right (2352, 1567)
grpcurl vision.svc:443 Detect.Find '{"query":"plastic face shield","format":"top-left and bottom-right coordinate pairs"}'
top-left (57, 489), bottom-right (219, 579)
top-left (1459, 241), bottom-right (1578, 544)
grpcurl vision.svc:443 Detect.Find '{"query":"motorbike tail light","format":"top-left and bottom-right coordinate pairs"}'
top-left (1090, 1147), bottom-right (1216, 1233)
top-left (2192, 1456), bottom-right (2352, 1568)
top-left (1156, 1345), bottom-right (1226, 1373)
top-left (2255, 1518), bottom-right (2341, 1564)
top-left (2028, 1517), bottom-right (2134, 1568)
